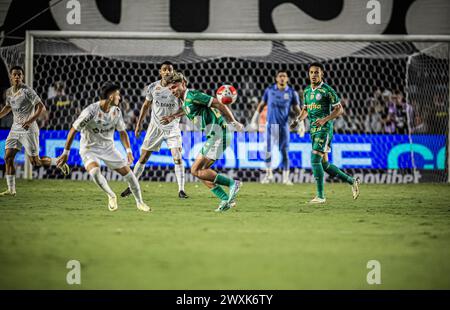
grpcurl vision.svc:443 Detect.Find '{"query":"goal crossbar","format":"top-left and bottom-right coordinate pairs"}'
top-left (22, 31), bottom-right (450, 182)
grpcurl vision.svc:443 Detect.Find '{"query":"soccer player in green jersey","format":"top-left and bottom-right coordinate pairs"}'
top-left (291, 62), bottom-right (360, 203)
top-left (161, 71), bottom-right (244, 212)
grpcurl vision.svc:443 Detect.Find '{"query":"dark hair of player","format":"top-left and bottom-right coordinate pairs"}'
top-left (167, 71), bottom-right (187, 84)
top-left (308, 62), bottom-right (324, 71)
top-left (277, 68), bottom-right (289, 76)
top-left (9, 65), bottom-right (24, 74)
top-left (160, 61), bottom-right (174, 68)
top-left (100, 82), bottom-right (120, 99)
top-left (54, 81), bottom-right (65, 92)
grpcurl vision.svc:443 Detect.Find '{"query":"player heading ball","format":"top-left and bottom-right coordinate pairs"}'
top-left (162, 71), bottom-right (244, 212)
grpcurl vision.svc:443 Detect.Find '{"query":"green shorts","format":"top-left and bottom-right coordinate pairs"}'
top-left (200, 127), bottom-right (231, 161)
top-left (311, 130), bottom-right (333, 153)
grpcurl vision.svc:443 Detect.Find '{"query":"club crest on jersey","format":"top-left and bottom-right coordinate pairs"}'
top-left (316, 93), bottom-right (322, 100)
top-left (284, 93), bottom-right (290, 100)
top-left (310, 93), bottom-right (314, 100)
top-left (156, 86), bottom-right (161, 91)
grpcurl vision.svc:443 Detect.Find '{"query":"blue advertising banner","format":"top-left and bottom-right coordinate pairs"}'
top-left (0, 130), bottom-right (446, 170)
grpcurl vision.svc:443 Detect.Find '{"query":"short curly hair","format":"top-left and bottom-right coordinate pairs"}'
top-left (167, 71), bottom-right (188, 85)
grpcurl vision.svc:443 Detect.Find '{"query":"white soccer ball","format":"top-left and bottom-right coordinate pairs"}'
top-left (216, 84), bottom-right (238, 105)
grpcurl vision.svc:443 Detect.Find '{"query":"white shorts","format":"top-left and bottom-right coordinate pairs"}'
top-left (141, 124), bottom-right (182, 152)
top-left (5, 130), bottom-right (39, 157)
top-left (80, 145), bottom-right (127, 170)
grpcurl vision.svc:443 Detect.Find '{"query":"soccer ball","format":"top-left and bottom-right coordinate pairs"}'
top-left (216, 84), bottom-right (237, 104)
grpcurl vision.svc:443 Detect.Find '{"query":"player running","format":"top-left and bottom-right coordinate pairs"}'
top-left (56, 83), bottom-right (150, 212)
top-left (291, 62), bottom-right (360, 203)
top-left (121, 61), bottom-right (188, 199)
top-left (162, 71), bottom-right (244, 212)
top-left (251, 69), bottom-right (303, 185)
top-left (0, 66), bottom-right (69, 197)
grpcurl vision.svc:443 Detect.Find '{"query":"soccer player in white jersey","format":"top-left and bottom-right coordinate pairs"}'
top-left (0, 66), bottom-right (69, 197)
top-left (56, 83), bottom-right (150, 212)
top-left (120, 61), bottom-right (188, 199)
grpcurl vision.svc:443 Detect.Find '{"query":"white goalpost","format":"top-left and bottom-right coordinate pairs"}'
top-left (8, 31), bottom-right (450, 182)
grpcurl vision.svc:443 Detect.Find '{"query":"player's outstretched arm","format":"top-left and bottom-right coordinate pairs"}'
top-left (22, 101), bottom-right (46, 130)
top-left (249, 100), bottom-right (267, 130)
top-left (119, 130), bottom-right (133, 165)
top-left (57, 127), bottom-right (78, 167)
top-left (0, 105), bottom-right (11, 119)
top-left (135, 99), bottom-right (152, 138)
top-left (160, 108), bottom-right (185, 125)
top-left (210, 99), bottom-right (244, 131)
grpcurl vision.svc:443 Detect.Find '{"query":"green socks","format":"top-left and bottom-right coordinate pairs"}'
top-left (211, 175), bottom-right (235, 202)
top-left (311, 154), bottom-right (354, 199)
top-left (311, 153), bottom-right (325, 199)
top-left (323, 162), bottom-right (354, 185)
top-left (211, 185), bottom-right (229, 201)
top-left (214, 174), bottom-right (235, 187)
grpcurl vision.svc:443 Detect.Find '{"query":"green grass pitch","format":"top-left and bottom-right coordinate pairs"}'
top-left (0, 180), bottom-right (449, 289)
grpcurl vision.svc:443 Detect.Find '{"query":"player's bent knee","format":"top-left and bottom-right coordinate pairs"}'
top-left (29, 157), bottom-right (41, 167)
top-left (5, 150), bottom-right (16, 163)
top-left (5, 154), bottom-right (14, 164)
top-left (140, 151), bottom-right (152, 163)
top-left (89, 166), bottom-right (100, 176)
top-left (5, 158), bottom-right (14, 167)
top-left (86, 162), bottom-right (100, 173)
top-left (115, 166), bottom-right (131, 176)
top-left (190, 167), bottom-right (200, 178)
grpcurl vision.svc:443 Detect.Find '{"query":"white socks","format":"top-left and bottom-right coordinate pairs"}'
top-left (123, 171), bottom-right (143, 204)
top-left (135, 160), bottom-right (185, 192)
top-left (174, 163), bottom-right (185, 191)
top-left (266, 167), bottom-right (273, 178)
top-left (89, 167), bottom-right (116, 198)
top-left (6, 175), bottom-right (15, 193)
top-left (133, 162), bottom-right (145, 179)
top-left (283, 170), bottom-right (290, 183)
top-left (50, 158), bottom-right (57, 166)
top-left (89, 168), bottom-right (144, 205)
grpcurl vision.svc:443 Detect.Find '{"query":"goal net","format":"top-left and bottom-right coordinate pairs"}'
top-left (0, 32), bottom-right (449, 183)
